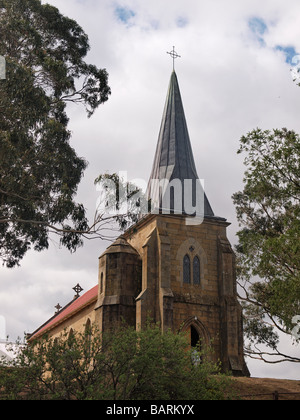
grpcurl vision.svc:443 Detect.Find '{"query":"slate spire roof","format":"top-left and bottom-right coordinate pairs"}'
top-left (147, 71), bottom-right (214, 217)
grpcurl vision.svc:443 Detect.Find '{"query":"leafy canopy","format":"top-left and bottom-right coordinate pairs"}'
top-left (0, 323), bottom-right (233, 400)
top-left (0, 0), bottom-right (111, 267)
top-left (233, 128), bottom-right (300, 363)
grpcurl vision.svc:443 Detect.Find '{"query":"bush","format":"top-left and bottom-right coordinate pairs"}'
top-left (0, 323), bottom-right (233, 400)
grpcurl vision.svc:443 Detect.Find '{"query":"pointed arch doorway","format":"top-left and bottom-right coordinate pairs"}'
top-left (181, 317), bottom-right (210, 350)
top-left (191, 325), bottom-right (200, 348)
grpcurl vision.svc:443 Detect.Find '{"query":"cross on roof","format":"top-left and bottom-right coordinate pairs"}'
top-left (73, 283), bottom-right (84, 298)
top-left (167, 46), bottom-right (181, 71)
top-left (55, 303), bottom-right (62, 314)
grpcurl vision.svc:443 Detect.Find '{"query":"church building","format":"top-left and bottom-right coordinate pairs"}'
top-left (28, 71), bottom-right (250, 377)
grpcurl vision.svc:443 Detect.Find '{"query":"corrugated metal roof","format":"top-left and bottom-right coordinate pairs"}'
top-left (28, 285), bottom-right (98, 341)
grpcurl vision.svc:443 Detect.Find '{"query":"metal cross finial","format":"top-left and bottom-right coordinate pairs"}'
top-left (73, 283), bottom-right (84, 298)
top-left (55, 303), bottom-right (62, 314)
top-left (167, 46), bottom-right (181, 71)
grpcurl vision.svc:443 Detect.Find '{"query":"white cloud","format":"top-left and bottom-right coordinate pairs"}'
top-left (1, 0), bottom-right (300, 379)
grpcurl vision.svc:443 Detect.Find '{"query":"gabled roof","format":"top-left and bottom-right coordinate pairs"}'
top-left (147, 71), bottom-right (215, 217)
top-left (28, 285), bottom-right (98, 341)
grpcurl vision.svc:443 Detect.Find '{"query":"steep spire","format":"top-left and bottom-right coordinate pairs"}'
top-left (147, 71), bottom-right (214, 217)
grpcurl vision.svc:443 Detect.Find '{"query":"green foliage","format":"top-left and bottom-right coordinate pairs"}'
top-left (0, 0), bottom-right (111, 267)
top-left (0, 324), bottom-right (233, 400)
top-left (233, 128), bottom-right (300, 362)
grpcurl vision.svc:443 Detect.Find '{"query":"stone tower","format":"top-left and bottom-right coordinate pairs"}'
top-left (95, 237), bottom-right (141, 332)
top-left (95, 71), bottom-right (249, 376)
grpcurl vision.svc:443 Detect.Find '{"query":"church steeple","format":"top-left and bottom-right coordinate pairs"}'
top-left (147, 71), bottom-right (214, 217)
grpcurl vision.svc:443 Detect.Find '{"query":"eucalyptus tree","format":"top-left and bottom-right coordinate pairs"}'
top-left (0, 0), bottom-right (111, 267)
top-left (233, 128), bottom-right (300, 363)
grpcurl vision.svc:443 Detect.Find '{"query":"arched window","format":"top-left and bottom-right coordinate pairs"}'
top-left (183, 254), bottom-right (191, 284)
top-left (68, 328), bottom-right (74, 339)
top-left (100, 272), bottom-right (104, 294)
top-left (84, 319), bottom-right (92, 354)
top-left (85, 318), bottom-right (92, 335)
top-left (193, 256), bottom-right (200, 285)
top-left (68, 328), bottom-right (74, 348)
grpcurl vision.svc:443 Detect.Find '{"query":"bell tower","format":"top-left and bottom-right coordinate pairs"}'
top-left (124, 70), bottom-right (250, 376)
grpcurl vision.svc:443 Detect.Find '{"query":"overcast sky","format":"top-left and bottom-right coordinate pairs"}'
top-left (1, 0), bottom-right (300, 379)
